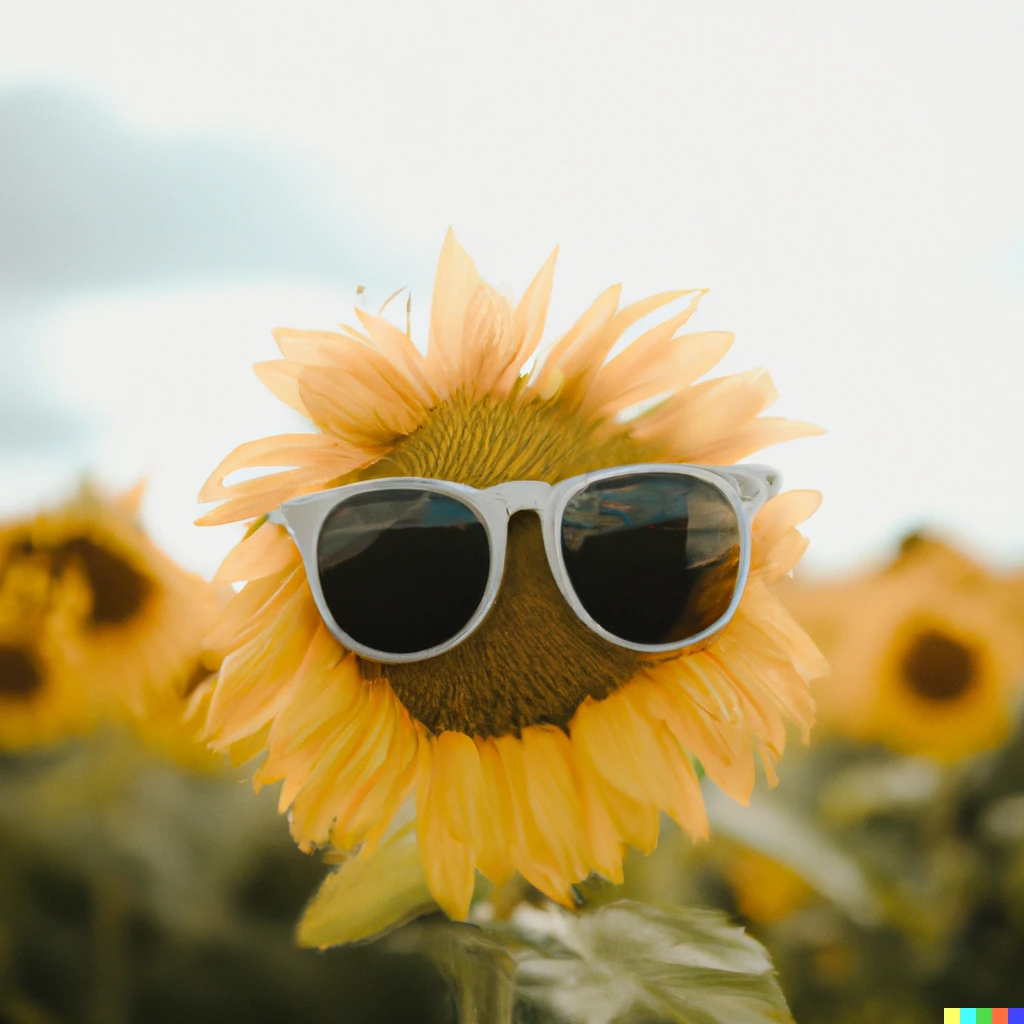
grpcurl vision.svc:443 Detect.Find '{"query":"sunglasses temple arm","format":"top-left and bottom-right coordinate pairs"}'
top-left (762, 467), bottom-right (783, 501)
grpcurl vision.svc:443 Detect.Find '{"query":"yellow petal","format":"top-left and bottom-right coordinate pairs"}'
top-left (328, 699), bottom-right (419, 849)
top-left (267, 640), bottom-right (359, 765)
top-left (272, 698), bottom-right (366, 812)
top-left (573, 745), bottom-right (625, 883)
top-left (703, 648), bottom-right (786, 753)
top-left (427, 228), bottom-right (484, 400)
top-left (519, 726), bottom-right (591, 883)
top-left (678, 654), bottom-right (758, 794)
top-left (459, 284), bottom-right (517, 401)
top-left (632, 367), bottom-right (779, 457)
top-left (272, 327), bottom-right (428, 419)
top-left (212, 522), bottom-right (298, 585)
top-left (474, 737), bottom-right (519, 884)
top-left (584, 686), bottom-right (709, 842)
top-left (639, 668), bottom-right (756, 805)
top-left (586, 323), bottom-right (729, 419)
top-left (751, 490), bottom-right (822, 581)
top-left (288, 682), bottom-right (395, 845)
top-left (652, 717), bottom-right (709, 841)
top-left (272, 326), bottom-right (365, 366)
top-left (558, 290), bottom-right (694, 408)
top-left (689, 417), bottom-right (825, 466)
top-left (354, 308), bottom-right (437, 406)
top-left (194, 435), bottom-right (378, 524)
top-left (742, 577), bottom-right (830, 682)
top-left (225, 723), bottom-right (272, 768)
top-left (571, 693), bottom-right (652, 804)
top-left (495, 733), bottom-right (576, 905)
top-left (204, 576), bottom-right (319, 747)
top-left (298, 366), bottom-right (422, 445)
top-left (588, 765), bottom-right (660, 855)
top-left (527, 284), bottom-right (621, 399)
top-left (204, 563), bottom-right (305, 656)
top-left (495, 246), bottom-right (559, 396)
top-left (717, 611), bottom-right (816, 740)
top-left (416, 731), bottom-right (476, 919)
top-left (253, 360), bottom-right (311, 418)
top-left (197, 433), bottom-right (351, 503)
top-left (432, 730), bottom-right (484, 848)
top-left (358, 713), bottom-right (423, 856)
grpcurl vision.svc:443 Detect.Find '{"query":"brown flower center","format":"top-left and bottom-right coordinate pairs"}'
top-left (51, 537), bottom-right (151, 626)
top-left (366, 394), bottom-right (660, 737)
top-left (0, 644), bottom-right (43, 699)
top-left (899, 629), bottom-right (978, 701)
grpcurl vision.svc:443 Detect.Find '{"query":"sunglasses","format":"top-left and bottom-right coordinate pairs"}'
top-left (266, 463), bottom-right (780, 664)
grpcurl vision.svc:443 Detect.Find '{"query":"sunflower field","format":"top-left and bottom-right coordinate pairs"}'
top-left (2, 220), bottom-right (1023, 1024)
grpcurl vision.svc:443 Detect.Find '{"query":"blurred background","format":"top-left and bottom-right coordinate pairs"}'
top-left (2, 2), bottom-right (1024, 1022)
top-left (2, 0), bottom-right (1022, 577)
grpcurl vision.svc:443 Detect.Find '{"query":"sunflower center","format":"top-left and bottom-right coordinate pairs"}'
top-left (0, 645), bottom-right (43, 699)
top-left (899, 629), bottom-right (977, 701)
top-left (369, 392), bottom-right (659, 489)
top-left (51, 537), bottom-right (151, 625)
top-left (370, 394), bottom-right (661, 737)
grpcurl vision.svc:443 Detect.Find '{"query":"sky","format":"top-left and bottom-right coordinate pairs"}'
top-left (1, 0), bottom-right (1022, 577)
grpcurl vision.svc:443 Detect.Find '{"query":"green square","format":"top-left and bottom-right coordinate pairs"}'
top-left (978, 1010), bottom-right (993, 1024)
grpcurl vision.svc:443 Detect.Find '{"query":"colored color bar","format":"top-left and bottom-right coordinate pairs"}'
top-left (978, 1010), bottom-right (993, 1024)
top-left (994, 1010), bottom-right (1008, 1024)
top-left (962, 1010), bottom-right (977, 1024)
top-left (945, 1012), bottom-right (960, 1024)
top-left (1008, 1010), bottom-right (1024, 1024)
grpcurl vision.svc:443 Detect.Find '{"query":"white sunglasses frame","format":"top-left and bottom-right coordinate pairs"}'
top-left (267, 462), bottom-right (781, 665)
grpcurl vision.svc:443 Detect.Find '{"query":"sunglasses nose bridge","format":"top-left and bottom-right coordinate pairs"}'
top-left (485, 480), bottom-right (553, 516)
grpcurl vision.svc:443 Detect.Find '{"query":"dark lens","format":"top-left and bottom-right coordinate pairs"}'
top-left (560, 473), bottom-right (741, 646)
top-left (317, 489), bottom-right (490, 655)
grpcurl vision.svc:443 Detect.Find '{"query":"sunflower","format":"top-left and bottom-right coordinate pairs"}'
top-left (0, 539), bottom-right (97, 749)
top-left (0, 483), bottom-right (220, 758)
top-left (197, 230), bottom-right (827, 941)
top-left (719, 845), bottom-right (813, 926)
top-left (781, 534), bottom-right (1024, 762)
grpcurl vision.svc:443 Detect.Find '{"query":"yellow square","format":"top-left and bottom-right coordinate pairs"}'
top-left (945, 1011), bottom-right (960, 1024)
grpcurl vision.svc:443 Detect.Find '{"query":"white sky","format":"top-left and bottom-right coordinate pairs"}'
top-left (1, 0), bottom-right (1022, 577)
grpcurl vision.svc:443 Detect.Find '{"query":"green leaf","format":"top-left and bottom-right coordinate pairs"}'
top-left (389, 919), bottom-right (516, 1024)
top-left (817, 755), bottom-right (943, 825)
top-left (505, 900), bottom-right (794, 1024)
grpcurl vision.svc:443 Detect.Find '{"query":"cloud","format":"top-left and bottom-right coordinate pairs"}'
top-left (0, 87), bottom-right (417, 458)
top-left (0, 86), bottom-right (398, 294)
top-left (0, 395), bottom-right (83, 451)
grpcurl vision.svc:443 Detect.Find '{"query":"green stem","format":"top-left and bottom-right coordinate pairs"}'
top-left (448, 940), bottom-right (515, 1024)
top-left (388, 919), bottom-right (516, 1024)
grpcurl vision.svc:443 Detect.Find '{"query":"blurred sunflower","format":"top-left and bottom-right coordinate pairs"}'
top-left (197, 230), bottom-right (827, 942)
top-left (719, 845), bottom-right (813, 926)
top-left (0, 540), bottom-right (96, 748)
top-left (0, 483), bottom-right (220, 759)
top-left (782, 534), bottom-right (1024, 762)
